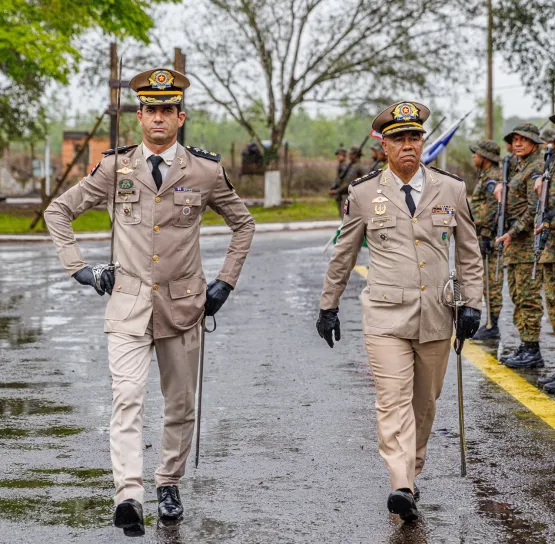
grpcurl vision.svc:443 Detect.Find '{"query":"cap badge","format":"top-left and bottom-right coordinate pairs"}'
top-left (149, 70), bottom-right (174, 90)
top-left (392, 102), bottom-right (419, 122)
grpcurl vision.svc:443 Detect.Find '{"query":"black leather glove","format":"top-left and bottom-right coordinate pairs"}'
top-left (73, 265), bottom-right (114, 296)
top-left (479, 237), bottom-right (493, 256)
top-left (316, 308), bottom-right (341, 348)
top-left (205, 279), bottom-right (233, 316)
top-left (456, 307), bottom-right (482, 340)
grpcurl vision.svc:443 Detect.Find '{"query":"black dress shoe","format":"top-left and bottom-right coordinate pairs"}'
top-left (413, 484), bottom-right (420, 502)
top-left (505, 342), bottom-right (544, 369)
top-left (157, 485), bottom-right (184, 520)
top-left (387, 489), bottom-right (418, 522)
top-left (538, 373), bottom-right (555, 386)
top-left (113, 499), bottom-right (145, 537)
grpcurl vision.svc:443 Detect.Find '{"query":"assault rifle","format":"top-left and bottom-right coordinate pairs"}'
top-left (532, 144), bottom-right (554, 279)
top-left (495, 155), bottom-right (511, 281)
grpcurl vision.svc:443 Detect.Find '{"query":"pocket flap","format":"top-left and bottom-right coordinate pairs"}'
top-left (115, 189), bottom-right (140, 203)
top-left (113, 274), bottom-right (141, 295)
top-left (173, 192), bottom-right (201, 206)
top-left (169, 277), bottom-right (204, 299)
top-left (368, 284), bottom-right (403, 304)
top-left (367, 215), bottom-right (397, 230)
top-left (432, 214), bottom-right (457, 227)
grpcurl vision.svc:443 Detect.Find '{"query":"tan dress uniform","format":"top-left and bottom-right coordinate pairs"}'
top-left (320, 165), bottom-right (482, 492)
top-left (44, 142), bottom-right (255, 504)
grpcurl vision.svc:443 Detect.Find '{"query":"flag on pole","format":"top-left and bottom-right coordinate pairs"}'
top-left (421, 112), bottom-right (471, 165)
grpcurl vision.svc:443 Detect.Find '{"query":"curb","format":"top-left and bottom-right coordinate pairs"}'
top-left (0, 220), bottom-right (340, 243)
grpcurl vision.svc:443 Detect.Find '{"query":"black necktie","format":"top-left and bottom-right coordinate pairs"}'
top-left (150, 155), bottom-right (164, 190)
top-left (401, 184), bottom-right (416, 217)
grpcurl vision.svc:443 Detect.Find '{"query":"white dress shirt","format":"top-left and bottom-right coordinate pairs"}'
top-left (143, 142), bottom-right (178, 182)
top-left (390, 165), bottom-right (426, 208)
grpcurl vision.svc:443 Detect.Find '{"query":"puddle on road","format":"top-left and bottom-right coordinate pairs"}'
top-left (0, 382), bottom-right (71, 389)
top-left (0, 316), bottom-right (42, 347)
top-left (0, 398), bottom-right (73, 417)
top-left (0, 426), bottom-right (84, 440)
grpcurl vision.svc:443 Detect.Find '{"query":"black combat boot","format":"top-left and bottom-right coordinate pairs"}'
top-left (113, 499), bottom-right (145, 537)
top-left (499, 343), bottom-right (524, 364)
top-left (157, 485), bottom-right (184, 521)
top-left (387, 489), bottom-right (418, 522)
top-left (544, 380), bottom-right (555, 394)
top-left (505, 341), bottom-right (544, 369)
top-left (472, 317), bottom-right (500, 341)
top-left (537, 373), bottom-right (555, 387)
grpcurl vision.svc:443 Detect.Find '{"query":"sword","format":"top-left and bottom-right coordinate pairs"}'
top-left (442, 270), bottom-right (467, 477)
top-left (110, 56), bottom-right (123, 267)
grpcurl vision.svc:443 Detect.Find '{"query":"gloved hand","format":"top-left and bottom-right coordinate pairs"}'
top-left (73, 265), bottom-right (114, 296)
top-left (456, 307), bottom-right (482, 340)
top-left (205, 279), bottom-right (233, 316)
top-left (479, 237), bottom-right (493, 256)
top-left (316, 308), bottom-right (341, 348)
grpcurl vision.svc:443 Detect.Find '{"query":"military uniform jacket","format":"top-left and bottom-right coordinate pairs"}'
top-left (320, 165), bottom-right (483, 343)
top-left (505, 148), bottom-right (543, 264)
top-left (471, 165), bottom-right (501, 239)
top-left (45, 143), bottom-right (255, 339)
top-left (336, 164), bottom-right (365, 199)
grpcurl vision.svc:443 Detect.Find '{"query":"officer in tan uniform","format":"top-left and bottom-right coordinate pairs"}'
top-left (317, 101), bottom-right (482, 522)
top-left (44, 68), bottom-right (255, 536)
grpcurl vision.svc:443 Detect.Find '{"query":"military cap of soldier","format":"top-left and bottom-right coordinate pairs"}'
top-left (318, 100), bottom-right (482, 523)
top-left (541, 128), bottom-right (555, 145)
top-left (45, 67), bottom-right (255, 536)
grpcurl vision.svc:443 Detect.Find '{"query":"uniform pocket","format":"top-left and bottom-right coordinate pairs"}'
top-left (105, 274), bottom-right (141, 321)
top-left (366, 216), bottom-right (402, 250)
top-left (431, 214), bottom-right (457, 245)
top-left (172, 192), bottom-right (202, 228)
top-left (115, 189), bottom-right (141, 225)
top-left (362, 284), bottom-right (403, 329)
top-left (436, 286), bottom-right (454, 330)
top-left (168, 277), bottom-right (206, 328)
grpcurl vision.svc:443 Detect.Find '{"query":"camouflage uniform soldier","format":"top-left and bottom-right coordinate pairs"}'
top-left (469, 140), bottom-right (503, 340)
top-left (330, 146), bottom-right (365, 217)
top-left (495, 123), bottom-right (545, 368)
top-left (541, 128), bottom-right (555, 148)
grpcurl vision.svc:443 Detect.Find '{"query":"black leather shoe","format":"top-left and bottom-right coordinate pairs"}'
top-left (387, 489), bottom-right (418, 522)
top-left (499, 344), bottom-right (523, 364)
top-left (157, 485), bottom-right (184, 520)
top-left (544, 381), bottom-right (555, 394)
top-left (114, 499), bottom-right (145, 537)
top-left (473, 317), bottom-right (500, 341)
top-left (413, 483), bottom-right (420, 502)
top-left (538, 373), bottom-right (555, 386)
top-left (505, 342), bottom-right (544, 369)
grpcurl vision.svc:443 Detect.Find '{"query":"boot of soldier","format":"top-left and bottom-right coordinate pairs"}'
top-left (537, 373), bottom-right (555, 387)
top-left (499, 343), bottom-right (524, 364)
top-left (505, 342), bottom-right (544, 369)
top-left (472, 317), bottom-right (500, 341)
top-left (544, 380), bottom-right (555, 394)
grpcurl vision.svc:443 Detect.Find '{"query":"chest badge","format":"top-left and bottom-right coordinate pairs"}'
top-left (182, 207), bottom-right (191, 216)
top-left (374, 203), bottom-right (387, 215)
top-left (116, 167), bottom-right (134, 175)
top-left (372, 196), bottom-right (389, 203)
top-left (119, 179), bottom-right (133, 189)
top-left (121, 157), bottom-right (130, 166)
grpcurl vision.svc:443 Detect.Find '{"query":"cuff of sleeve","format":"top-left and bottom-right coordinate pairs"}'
top-left (57, 245), bottom-right (87, 276)
top-left (461, 286), bottom-right (482, 311)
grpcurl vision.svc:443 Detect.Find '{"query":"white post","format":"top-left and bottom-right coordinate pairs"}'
top-left (45, 135), bottom-right (51, 197)
top-left (264, 170), bottom-right (282, 208)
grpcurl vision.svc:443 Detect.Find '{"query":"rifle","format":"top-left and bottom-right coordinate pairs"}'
top-left (495, 155), bottom-right (510, 281)
top-left (532, 144), bottom-right (554, 279)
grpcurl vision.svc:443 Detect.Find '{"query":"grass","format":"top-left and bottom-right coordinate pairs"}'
top-left (0, 197), bottom-right (339, 234)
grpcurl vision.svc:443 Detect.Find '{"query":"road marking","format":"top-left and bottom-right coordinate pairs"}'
top-left (352, 265), bottom-right (555, 429)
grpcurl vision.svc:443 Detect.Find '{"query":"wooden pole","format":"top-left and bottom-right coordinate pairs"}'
top-left (110, 43), bottom-right (118, 149)
top-left (485, 0), bottom-right (494, 139)
top-left (174, 48), bottom-right (186, 145)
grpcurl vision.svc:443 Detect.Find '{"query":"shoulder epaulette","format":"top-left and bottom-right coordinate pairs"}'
top-left (101, 144), bottom-right (138, 156)
top-left (429, 166), bottom-right (464, 181)
top-left (351, 170), bottom-right (380, 186)
top-left (186, 146), bottom-right (221, 162)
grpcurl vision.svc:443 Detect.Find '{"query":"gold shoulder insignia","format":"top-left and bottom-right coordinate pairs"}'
top-left (429, 166), bottom-right (464, 182)
top-left (101, 144), bottom-right (138, 156)
top-left (186, 145), bottom-right (221, 162)
top-left (351, 170), bottom-right (380, 186)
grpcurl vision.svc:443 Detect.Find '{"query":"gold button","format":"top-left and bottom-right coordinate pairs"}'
top-left (153, 255), bottom-right (159, 262)
top-left (383, 295), bottom-right (387, 300)
top-left (419, 262), bottom-right (425, 268)
top-left (154, 225), bottom-right (160, 232)
top-left (186, 289), bottom-right (192, 294)
top-left (443, 220), bottom-right (448, 225)
top-left (155, 197), bottom-right (161, 203)
top-left (186, 199), bottom-right (190, 204)
top-left (421, 285), bottom-right (426, 292)
top-left (380, 223), bottom-right (384, 227)
top-left (415, 240), bottom-right (420, 245)
top-left (412, 218), bottom-right (418, 223)
top-left (153, 284), bottom-right (159, 291)
top-left (123, 195), bottom-right (128, 201)
top-left (117, 285), bottom-right (121, 291)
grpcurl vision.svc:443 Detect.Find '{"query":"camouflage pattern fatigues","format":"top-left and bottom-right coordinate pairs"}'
top-left (504, 147), bottom-right (544, 341)
top-left (471, 163), bottom-right (502, 318)
top-left (335, 162), bottom-right (365, 217)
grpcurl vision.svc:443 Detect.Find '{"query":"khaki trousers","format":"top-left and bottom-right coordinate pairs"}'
top-left (108, 319), bottom-right (200, 505)
top-left (363, 335), bottom-right (451, 492)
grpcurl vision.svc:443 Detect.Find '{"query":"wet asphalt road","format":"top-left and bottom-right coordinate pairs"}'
top-left (1, 231), bottom-right (555, 543)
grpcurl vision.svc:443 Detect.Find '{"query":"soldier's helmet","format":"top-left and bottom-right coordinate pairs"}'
top-left (335, 144), bottom-right (347, 156)
top-left (504, 123), bottom-right (543, 145)
top-left (540, 128), bottom-right (555, 144)
top-left (469, 139), bottom-right (501, 164)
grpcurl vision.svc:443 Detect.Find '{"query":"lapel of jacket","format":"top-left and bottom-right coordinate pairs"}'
top-left (414, 166), bottom-right (440, 218)
top-left (159, 143), bottom-right (189, 195)
top-left (379, 168), bottom-right (411, 218)
top-left (129, 144), bottom-right (157, 194)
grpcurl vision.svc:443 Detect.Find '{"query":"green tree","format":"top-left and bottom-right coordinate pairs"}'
top-left (0, 0), bottom-right (176, 148)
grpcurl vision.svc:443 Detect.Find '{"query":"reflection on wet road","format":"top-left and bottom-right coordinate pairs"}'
top-left (1, 232), bottom-right (555, 543)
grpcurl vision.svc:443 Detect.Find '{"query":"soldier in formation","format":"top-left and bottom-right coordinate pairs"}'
top-left (329, 145), bottom-right (365, 217)
top-left (45, 68), bottom-right (255, 536)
